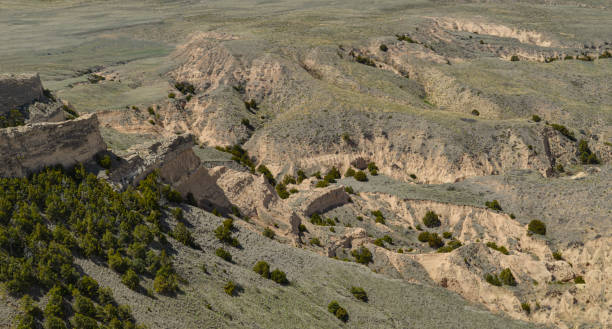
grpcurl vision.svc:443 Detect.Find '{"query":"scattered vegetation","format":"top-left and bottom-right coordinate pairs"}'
top-left (552, 251), bottom-right (563, 260)
top-left (253, 261), bottom-right (270, 278)
top-left (0, 109), bottom-right (25, 128)
top-left (532, 114), bottom-right (541, 122)
top-left (397, 34), bottom-right (417, 43)
top-left (379, 44), bottom-right (388, 52)
top-left (485, 273), bottom-right (502, 286)
top-left (355, 55), bottom-right (375, 67)
top-left (216, 145), bottom-right (255, 172)
top-left (367, 162), bottom-right (378, 176)
top-left (270, 269), bottom-right (289, 285)
top-left (310, 213), bottom-right (336, 226)
top-left (309, 237), bottom-right (321, 246)
top-left (574, 276), bottom-right (585, 284)
top-left (97, 154), bottom-right (112, 169)
top-left (168, 92), bottom-right (176, 99)
top-left (422, 210), bottom-right (441, 228)
top-left (174, 82), bottom-right (195, 95)
top-left (442, 232), bottom-right (452, 239)
top-left (257, 164), bottom-right (276, 186)
top-left (471, 109), bottom-right (480, 116)
top-left (224, 281), bottom-right (238, 296)
top-left (510, 55), bottom-right (520, 61)
top-left (344, 168), bottom-right (355, 177)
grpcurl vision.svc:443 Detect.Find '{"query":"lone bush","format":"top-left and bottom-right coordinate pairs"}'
top-left (486, 242), bottom-right (509, 255)
top-left (253, 261), bottom-right (270, 279)
top-left (550, 124), bottom-right (576, 141)
top-left (345, 168), bottom-right (356, 177)
top-left (350, 286), bottom-right (368, 302)
top-left (97, 155), bottom-right (111, 169)
top-left (262, 228), bottom-right (275, 239)
top-left (224, 281), bottom-right (238, 296)
top-left (485, 200), bottom-right (502, 211)
top-left (328, 301), bottom-right (348, 322)
top-left (354, 171), bottom-right (368, 182)
top-left (270, 269), bottom-right (289, 285)
top-left (417, 231), bottom-right (431, 242)
top-left (574, 276), bottom-right (585, 284)
top-left (309, 237), bottom-right (321, 246)
top-left (532, 114), bottom-right (541, 122)
top-left (427, 233), bottom-right (444, 249)
top-left (422, 210), bottom-right (441, 228)
top-left (215, 248), bottom-right (232, 262)
top-left (528, 220), bottom-right (546, 235)
top-left (485, 273), bottom-right (502, 286)
top-left (351, 246), bottom-right (373, 264)
top-left (121, 269), bottom-right (140, 290)
top-left (578, 139), bottom-right (599, 164)
top-left (521, 302), bottom-right (531, 315)
top-left (379, 44), bottom-right (388, 52)
top-left (499, 268), bottom-right (517, 286)
top-left (172, 222), bottom-right (196, 248)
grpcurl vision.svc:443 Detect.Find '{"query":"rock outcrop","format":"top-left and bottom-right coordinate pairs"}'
top-left (0, 114), bottom-right (106, 177)
top-left (0, 73), bottom-right (45, 115)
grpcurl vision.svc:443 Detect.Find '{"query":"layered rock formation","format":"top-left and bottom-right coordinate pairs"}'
top-left (0, 114), bottom-right (106, 177)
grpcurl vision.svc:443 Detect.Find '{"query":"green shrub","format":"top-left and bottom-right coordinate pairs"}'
top-left (324, 167), bottom-right (341, 183)
top-left (427, 233), bottom-right (444, 249)
top-left (471, 109), bottom-right (480, 116)
top-left (382, 235), bottom-right (393, 244)
top-left (351, 246), bottom-right (373, 264)
top-left (521, 302), bottom-right (531, 315)
top-left (499, 268), bottom-right (517, 286)
top-left (315, 180), bottom-right (330, 188)
top-left (275, 183), bottom-right (290, 199)
top-left (224, 281), bottom-right (238, 296)
top-left (154, 264), bottom-right (178, 294)
top-left (345, 168), bottom-right (355, 177)
top-left (374, 238), bottom-right (384, 247)
top-left (417, 231), bottom-right (431, 242)
top-left (298, 224), bottom-right (307, 233)
top-left (379, 44), bottom-right (388, 52)
top-left (354, 171), bottom-right (368, 181)
top-left (174, 82), bottom-right (195, 95)
top-left (367, 162), bottom-right (378, 175)
top-left (171, 222), bottom-right (196, 248)
top-left (328, 301), bottom-right (349, 322)
top-left (74, 295), bottom-right (96, 317)
top-left (574, 276), bottom-right (585, 284)
top-left (355, 55), bottom-right (375, 67)
top-left (344, 186), bottom-right (354, 194)
top-left (578, 139), bottom-right (599, 164)
top-left (510, 55), bottom-right (520, 61)
top-left (486, 242), bottom-right (509, 255)
top-left (528, 220), bottom-right (546, 235)
top-left (253, 261), bottom-right (270, 279)
top-left (77, 276), bottom-right (99, 299)
top-left (262, 228), bottom-right (275, 239)
top-left (215, 248), bottom-right (232, 262)
top-left (442, 232), bottom-right (452, 239)
top-left (410, 173), bottom-right (417, 180)
top-left (309, 237), bottom-right (321, 246)
top-left (257, 165), bottom-right (276, 186)
top-left (552, 251), bottom-right (563, 260)
top-left (168, 92), bottom-right (176, 99)
top-left (97, 155), bottom-right (111, 169)
top-left (71, 314), bottom-right (99, 329)
top-left (44, 315), bottom-right (67, 329)
top-left (422, 210), bottom-right (441, 228)
top-left (282, 175), bottom-right (296, 185)
top-left (485, 200), bottom-right (502, 211)
top-left (270, 269), bottom-right (289, 285)
top-left (437, 239), bottom-right (462, 253)
top-left (532, 114), bottom-right (541, 122)
top-left (397, 34), bottom-right (416, 43)
top-left (122, 269), bottom-right (140, 290)
top-left (214, 219), bottom-right (240, 247)
top-left (485, 273), bottom-right (502, 286)
top-left (550, 124), bottom-right (576, 141)
top-left (350, 286), bottom-right (368, 302)
top-left (371, 210), bottom-right (385, 224)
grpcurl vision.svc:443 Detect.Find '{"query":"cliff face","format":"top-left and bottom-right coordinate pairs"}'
top-left (0, 73), bottom-right (45, 115)
top-left (0, 114), bottom-right (106, 177)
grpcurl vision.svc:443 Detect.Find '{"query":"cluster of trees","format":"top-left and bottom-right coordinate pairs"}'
top-left (0, 109), bottom-right (25, 128)
top-left (0, 166), bottom-right (185, 327)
